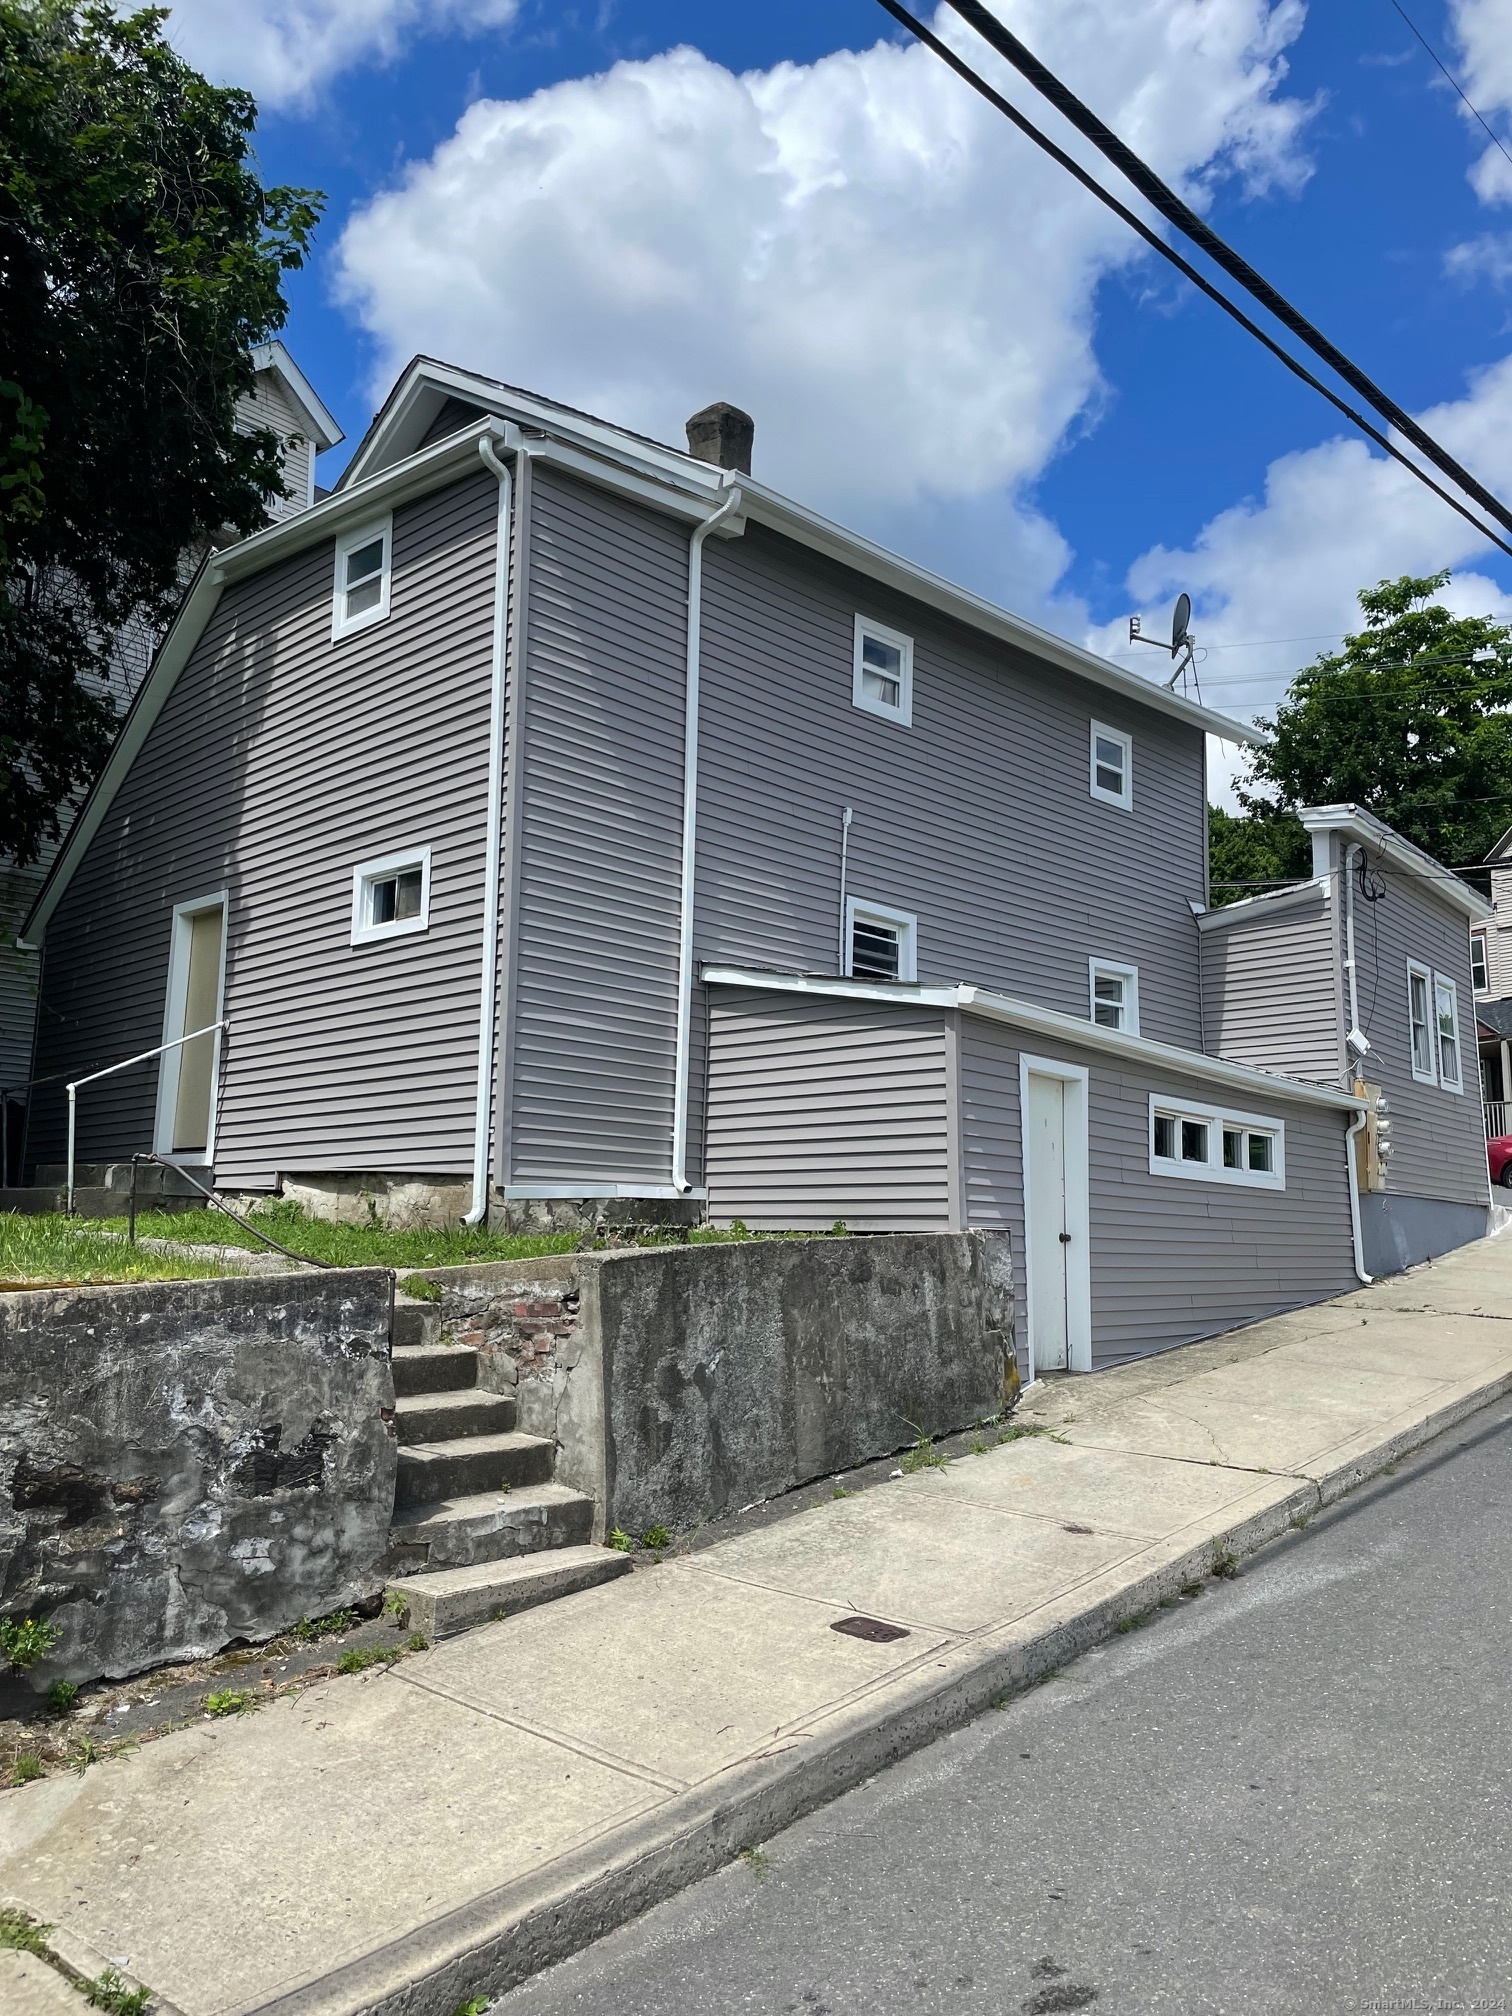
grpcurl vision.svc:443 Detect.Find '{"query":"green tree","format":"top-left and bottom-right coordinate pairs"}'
top-left (1210, 572), bottom-right (1512, 902)
top-left (0, 1), bottom-right (321, 862)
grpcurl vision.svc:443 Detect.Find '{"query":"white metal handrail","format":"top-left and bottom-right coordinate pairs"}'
top-left (66, 1021), bottom-right (228, 1214)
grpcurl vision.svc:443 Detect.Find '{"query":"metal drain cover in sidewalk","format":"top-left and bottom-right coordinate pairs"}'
top-left (831, 1614), bottom-right (910, 1643)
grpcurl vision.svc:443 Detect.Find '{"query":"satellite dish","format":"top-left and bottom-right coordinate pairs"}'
top-left (1171, 593), bottom-right (1192, 657)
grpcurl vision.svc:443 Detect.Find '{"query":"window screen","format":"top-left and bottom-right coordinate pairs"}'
top-left (851, 914), bottom-right (902, 980)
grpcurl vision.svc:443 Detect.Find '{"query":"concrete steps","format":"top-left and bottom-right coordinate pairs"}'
top-left (388, 1481), bottom-right (597, 1573)
top-left (390, 1546), bottom-right (632, 1640)
top-left (384, 1291), bottom-right (621, 1636)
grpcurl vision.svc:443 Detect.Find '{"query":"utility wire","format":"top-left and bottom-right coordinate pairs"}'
top-left (909, 0), bottom-right (1512, 550)
top-left (1387, 0), bottom-right (1512, 177)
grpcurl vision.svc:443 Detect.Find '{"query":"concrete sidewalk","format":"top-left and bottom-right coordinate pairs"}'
top-left (5, 1237), bottom-right (1512, 2016)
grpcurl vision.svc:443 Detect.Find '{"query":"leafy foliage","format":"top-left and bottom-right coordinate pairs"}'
top-left (0, 1), bottom-right (321, 860)
top-left (0, 1612), bottom-right (60, 1670)
top-left (1213, 574), bottom-right (1512, 901)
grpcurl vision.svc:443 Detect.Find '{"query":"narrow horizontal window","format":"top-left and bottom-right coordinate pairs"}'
top-left (852, 616), bottom-right (913, 726)
top-left (1089, 959), bottom-right (1139, 1035)
top-left (333, 515), bottom-right (392, 639)
top-left (1149, 1096), bottom-right (1284, 1188)
top-left (1090, 721), bottom-right (1132, 809)
top-left (845, 898), bottom-right (917, 983)
top-left (351, 847), bottom-right (431, 946)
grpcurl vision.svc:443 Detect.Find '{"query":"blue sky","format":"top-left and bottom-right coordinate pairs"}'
top-left (168, 0), bottom-right (1512, 751)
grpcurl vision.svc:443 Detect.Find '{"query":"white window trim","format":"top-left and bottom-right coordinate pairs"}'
top-left (852, 615), bottom-right (914, 727)
top-left (332, 514), bottom-right (393, 641)
top-left (1088, 958), bottom-right (1140, 1036)
top-left (1433, 970), bottom-right (1463, 1093)
top-left (1472, 932), bottom-right (1489, 994)
top-left (1406, 959), bottom-right (1437, 1085)
top-left (153, 891), bottom-right (228, 1163)
top-left (351, 846), bottom-right (432, 947)
top-left (1090, 720), bottom-right (1133, 809)
top-left (844, 896), bottom-right (918, 983)
top-left (1147, 1094), bottom-right (1285, 1190)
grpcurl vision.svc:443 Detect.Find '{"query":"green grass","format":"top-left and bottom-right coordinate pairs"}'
top-left (0, 1213), bottom-right (228, 1287)
top-left (10, 1754), bottom-right (44, 1786)
top-left (336, 1643), bottom-right (407, 1674)
top-left (0, 1905), bottom-right (51, 1951)
top-left (82, 1967), bottom-right (151, 2014)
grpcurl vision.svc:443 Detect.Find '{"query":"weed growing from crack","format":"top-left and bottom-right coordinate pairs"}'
top-left (1210, 1545), bottom-right (1240, 1580)
top-left (382, 1591), bottom-right (409, 1620)
top-left (450, 1999), bottom-right (490, 2016)
top-left (607, 1528), bottom-right (635, 1552)
top-left (82, 1967), bottom-right (150, 2014)
top-left (68, 1737), bottom-right (99, 1774)
top-left (1115, 1611), bottom-right (1153, 1634)
top-left (204, 1689), bottom-right (255, 1718)
top-left (399, 1273), bottom-right (442, 1303)
top-left (0, 1615), bottom-right (61, 1672)
top-left (1179, 1580), bottom-right (1205, 1598)
top-left (0, 1906), bottom-right (51, 1952)
top-left (738, 1846), bottom-right (773, 1879)
top-left (901, 1434), bottom-right (949, 1474)
top-left (291, 1607), bottom-right (359, 1643)
top-left (969, 1435), bottom-right (991, 1456)
top-left (337, 1644), bottom-right (406, 1675)
top-left (831, 1482), bottom-right (854, 1499)
top-left (11, 1753), bottom-right (44, 1786)
top-left (1289, 1514), bottom-right (1312, 1532)
top-left (45, 1679), bottom-right (77, 1716)
top-left (642, 1524), bottom-right (671, 1550)
top-left (406, 1633), bottom-right (429, 1653)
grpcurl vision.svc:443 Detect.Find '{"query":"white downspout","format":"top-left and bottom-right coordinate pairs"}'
top-left (1346, 1104), bottom-right (1373, 1283)
top-left (467, 431), bottom-right (519, 1224)
top-left (671, 481), bottom-right (745, 1194)
top-left (1343, 842), bottom-right (1368, 1055)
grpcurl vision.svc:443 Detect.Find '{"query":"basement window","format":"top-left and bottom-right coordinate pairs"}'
top-left (352, 847), bottom-right (431, 946)
top-left (1090, 721), bottom-right (1132, 809)
top-left (1089, 959), bottom-right (1139, 1035)
top-left (333, 515), bottom-right (392, 639)
top-left (1149, 1095), bottom-right (1284, 1189)
top-left (852, 616), bottom-right (913, 727)
top-left (846, 898), bottom-right (917, 983)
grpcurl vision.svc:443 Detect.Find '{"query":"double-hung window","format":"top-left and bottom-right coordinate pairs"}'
top-left (1089, 959), bottom-right (1139, 1034)
top-left (845, 898), bottom-right (917, 982)
top-left (352, 847), bottom-right (431, 945)
top-left (1408, 960), bottom-right (1462, 1091)
top-left (333, 516), bottom-right (392, 639)
top-left (852, 616), bottom-right (913, 726)
top-left (1472, 933), bottom-right (1489, 993)
top-left (1149, 1095), bottom-right (1284, 1189)
top-left (1090, 722), bottom-right (1132, 808)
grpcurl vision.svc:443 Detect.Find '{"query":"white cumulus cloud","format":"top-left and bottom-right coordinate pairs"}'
top-left (152, 0), bottom-right (519, 110)
top-left (1444, 0), bottom-right (1512, 202)
top-left (335, 0), bottom-right (1311, 611)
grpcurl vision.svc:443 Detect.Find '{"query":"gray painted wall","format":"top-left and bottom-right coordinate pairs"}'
top-left (30, 473), bottom-right (497, 1185)
top-left (1200, 886), bottom-right (1342, 1082)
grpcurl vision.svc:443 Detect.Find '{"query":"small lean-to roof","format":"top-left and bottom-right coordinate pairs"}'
top-left (1298, 804), bottom-right (1492, 923)
top-left (23, 356), bottom-right (1263, 944)
top-left (701, 966), bottom-right (1364, 1114)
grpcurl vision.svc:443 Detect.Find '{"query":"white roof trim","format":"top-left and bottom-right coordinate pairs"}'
top-left (1195, 876), bottom-right (1331, 933)
top-left (701, 965), bottom-right (1365, 1113)
top-left (1298, 803), bottom-right (1492, 922)
top-left (250, 340), bottom-right (344, 453)
top-left (342, 359), bottom-right (1261, 745)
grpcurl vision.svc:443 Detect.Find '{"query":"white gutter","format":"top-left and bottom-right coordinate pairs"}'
top-left (1299, 802), bottom-right (1492, 922)
top-left (671, 481), bottom-right (746, 1194)
top-left (1346, 1105), bottom-right (1373, 1283)
top-left (467, 429), bottom-right (522, 1223)
top-left (700, 964), bottom-right (1368, 1114)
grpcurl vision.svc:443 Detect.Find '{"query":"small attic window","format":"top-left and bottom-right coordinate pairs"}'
top-left (846, 899), bottom-right (918, 982)
top-left (853, 617), bottom-right (913, 726)
top-left (333, 516), bottom-right (392, 639)
top-left (1090, 721), bottom-right (1132, 808)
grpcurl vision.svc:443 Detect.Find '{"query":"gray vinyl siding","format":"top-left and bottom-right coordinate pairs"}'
top-left (1199, 888), bottom-right (1342, 1081)
top-left (706, 989), bottom-right (954, 1231)
top-left (238, 374), bottom-right (314, 519)
top-left (959, 1016), bottom-right (1358, 1368)
top-left (29, 473), bottom-right (498, 1183)
top-left (1332, 841), bottom-right (1489, 1208)
top-left (504, 465), bottom-right (690, 1187)
top-left (694, 526), bottom-right (1208, 1050)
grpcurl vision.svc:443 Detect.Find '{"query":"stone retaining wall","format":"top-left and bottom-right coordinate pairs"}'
top-left (0, 1271), bottom-right (396, 1692)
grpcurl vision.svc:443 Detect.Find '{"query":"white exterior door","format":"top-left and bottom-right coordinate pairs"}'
top-left (1020, 1056), bottom-right (1092, 1378)
top-left (155, 896), bottom-right (227, 1162)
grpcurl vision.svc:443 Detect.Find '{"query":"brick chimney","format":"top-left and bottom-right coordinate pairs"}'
top-left (685, 402), bottom-right (754, 475)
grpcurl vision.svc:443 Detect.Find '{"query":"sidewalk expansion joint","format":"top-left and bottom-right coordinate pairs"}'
top-left (396, 1668), bottom-right (689, 1794)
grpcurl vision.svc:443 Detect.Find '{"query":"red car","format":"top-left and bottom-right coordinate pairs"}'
top-left (1490, 1134), bottom-right (1512, 1187)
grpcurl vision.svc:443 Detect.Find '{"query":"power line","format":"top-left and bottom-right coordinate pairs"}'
top-left (1387, 0), bottom-right (1512, 177)
top-left (898, 0), bottom-right (1512, 553)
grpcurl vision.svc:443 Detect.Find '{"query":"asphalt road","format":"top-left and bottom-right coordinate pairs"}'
top-left (495, 1396), bottom-right (1512, 2016)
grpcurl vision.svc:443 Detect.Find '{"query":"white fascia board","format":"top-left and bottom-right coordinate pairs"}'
top-left (346, 364), bottom-right (1259, 747)
top-left (249, 340), bottom-right (344, 452)
top-left (1195, 877), bottom-right (1331, 933)
top-left (700, 964), bottom-right (1364, 1114)
top-left (1299, 804), bottom-right (1492, 922)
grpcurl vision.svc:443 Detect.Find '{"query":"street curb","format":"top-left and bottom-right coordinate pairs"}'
top-left (243, 1366), bottom-right (1512, 2016)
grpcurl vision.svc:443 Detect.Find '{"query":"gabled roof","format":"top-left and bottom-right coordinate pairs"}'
top-left (21, 357), bottom-right (1264, 943)
top-left (1297, 804), bottom-right (1492, 923)
top-left (250, 340), bottom-right (344, 454)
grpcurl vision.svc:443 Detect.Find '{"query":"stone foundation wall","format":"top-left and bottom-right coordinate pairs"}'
top-left (0, 1271), bottom-right (396, 1693)
top-left (420, 1232), bottom-right (1014, 1541)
